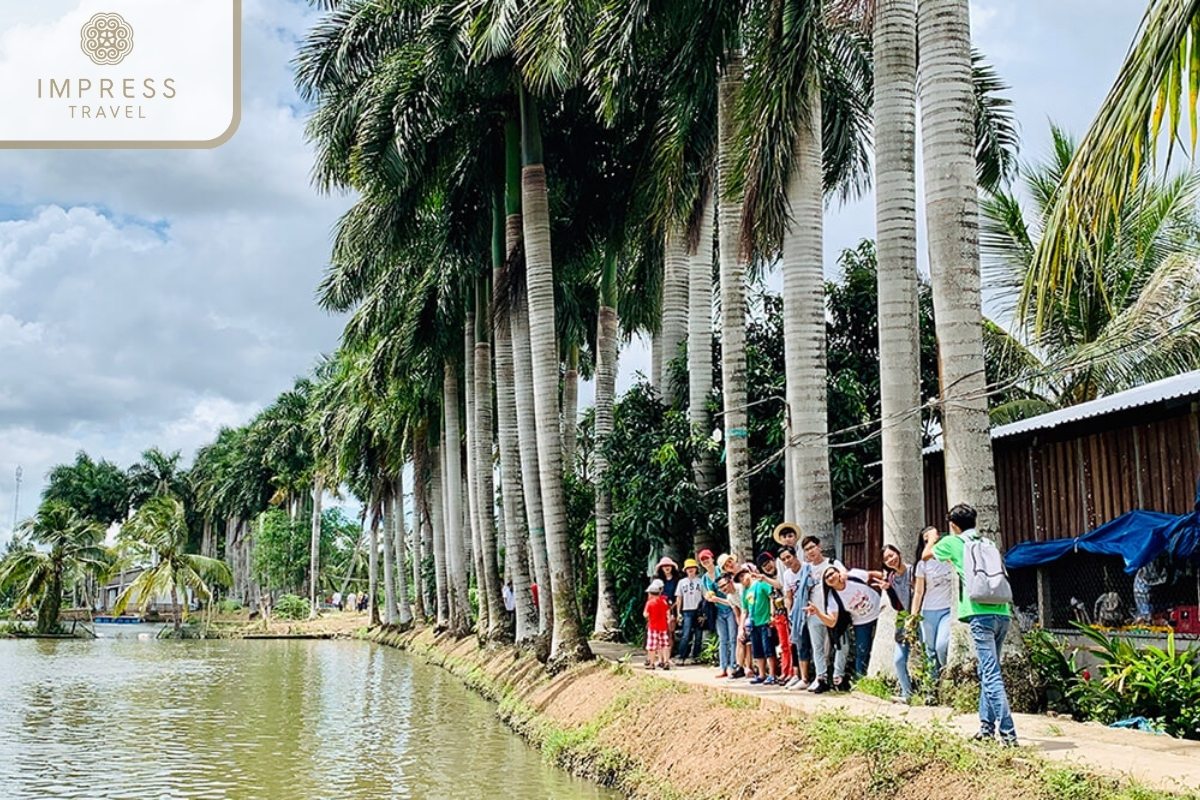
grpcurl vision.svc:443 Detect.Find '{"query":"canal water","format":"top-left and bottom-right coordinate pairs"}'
top-left (0, 638), bottom-right (615, 799)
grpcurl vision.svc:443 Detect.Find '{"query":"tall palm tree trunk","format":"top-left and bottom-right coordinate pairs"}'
top-left (475, 275), bottom-right (507, 639)
top-left (416, 429), bottom-right (443, 624)
top-left (718, 51), bottom-right (753, 558)
top-left (592, 250), bottom-right (621, 637)
top-left (381, 485), bottom-right (397, 625)
top-left (562, 343), bottom-right (580, 473)
top-left (781, 77), bottom-right (834, 547)
top-left (308, 479), bottom-right (323, 619)
top-left (650, 332), bottom-right (663, 391)
top-left (689, 190), bottom-right (718, 552)
top-left (495, 163), bottom-right (538, 643)
top-left (464, 314), bottom-right (488, 632)
top-left (872, 0), bottom-right (925, 673)
top-left (918, 0), bottom-right (999, 536)
top-left (497, 303), bottom-right (537, 643)
top-left (393, 473), bottom-right (412, 625)
top-left (508, 119), bottom-right (552, 639)
top-left (661, 226), bottom-right (690, 406)
top-left (519, 86), bottom-right (591, 662)
top-left (441, 373), bottom-right (472, 634)
top-left (368, 497), bottom-right (381, 627)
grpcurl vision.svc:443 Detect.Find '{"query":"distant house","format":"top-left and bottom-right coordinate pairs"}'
top-left (836, 370), bottom-right (1200, 634)
top-left (98, 567), bottom-right (195, 616)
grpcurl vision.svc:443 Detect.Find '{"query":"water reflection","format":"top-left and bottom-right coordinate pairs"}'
top-left (0, 638), bottom-right (614, 800)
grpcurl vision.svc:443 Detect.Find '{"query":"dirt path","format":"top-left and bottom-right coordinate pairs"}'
top-left (588, 641), bottom-right (1200, 795)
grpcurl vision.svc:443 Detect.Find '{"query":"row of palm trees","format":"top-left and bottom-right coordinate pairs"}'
top-left (278, 0), bottom-right (1014, 664)
top-left (280, 0), bottom-right (1200, 666)
top-left (10, 0), bottom-right (1198, 657)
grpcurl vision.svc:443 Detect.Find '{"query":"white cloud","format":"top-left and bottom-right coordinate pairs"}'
top-left (0, 0), bottom-right (349, 544)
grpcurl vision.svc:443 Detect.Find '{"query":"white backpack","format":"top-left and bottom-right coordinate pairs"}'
top-left (963, 533), bottom-right (1012, 606)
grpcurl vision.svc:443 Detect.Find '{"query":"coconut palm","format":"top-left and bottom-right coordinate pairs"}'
top-left (1029, 0), bottom-right (1200, 335)
top-left (983, 125), bottom-right (1200, 406)
top-left (0, 502), bottom-right (111, 633)
top-left (114, 496), bottom-right (232, 633)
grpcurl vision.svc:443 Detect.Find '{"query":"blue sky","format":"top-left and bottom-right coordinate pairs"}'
top-left (0, 0), bottom-right (1163, 542)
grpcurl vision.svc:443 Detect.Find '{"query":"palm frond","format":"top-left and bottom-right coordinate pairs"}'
top-left (1027, 0), bottom-right (1200, 335)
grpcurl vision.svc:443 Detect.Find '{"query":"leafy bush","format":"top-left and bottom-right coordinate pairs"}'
top-left (1017, 625), bottom-right (1200, 739)
top-left (1073, 626), bottom-right (1200, 739)
top-left (274, 594), bottom-right (310, 620)
top-left (1022, 627), bottom-right (1089, 717)
top-left (216, 599), bottom-right (243, 615)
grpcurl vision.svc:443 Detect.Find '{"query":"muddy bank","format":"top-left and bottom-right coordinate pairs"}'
top-left (367, 626), bottom-right (1190, 800)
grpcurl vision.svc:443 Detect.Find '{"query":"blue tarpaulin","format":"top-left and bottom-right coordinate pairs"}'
top-left (1005, 477), bottom-right (1200, 574)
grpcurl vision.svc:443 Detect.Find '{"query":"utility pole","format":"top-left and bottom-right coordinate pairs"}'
top-left (12, 466), bottom-right (21, 531)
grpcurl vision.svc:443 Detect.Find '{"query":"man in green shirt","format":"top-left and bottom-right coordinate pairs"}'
top-left (922, 503), bottom-right (1017, 746)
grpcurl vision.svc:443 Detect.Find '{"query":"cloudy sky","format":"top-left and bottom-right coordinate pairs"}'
top-left (0, 0), bottom-right (1155, 543)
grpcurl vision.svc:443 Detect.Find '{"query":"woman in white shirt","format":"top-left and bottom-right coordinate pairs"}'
top-left (912, 527), bottom-right (953, 677)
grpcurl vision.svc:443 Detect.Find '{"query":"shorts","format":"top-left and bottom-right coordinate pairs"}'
top-left (750, 624), bottom-right (773, 660)
top-left (646, 629), bottom-right (671, 651)
top-left (795, 620), bottom-right (813, 661)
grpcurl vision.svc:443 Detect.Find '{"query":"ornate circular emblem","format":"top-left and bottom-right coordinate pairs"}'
top-left (80, 13), bottom-right (134, 66)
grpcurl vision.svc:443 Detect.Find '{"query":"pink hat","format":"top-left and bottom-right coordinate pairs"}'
top-left (655, 556), bottom-right (678, 571)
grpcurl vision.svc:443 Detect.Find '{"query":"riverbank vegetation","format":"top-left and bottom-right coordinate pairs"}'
top-left (369, 626), bottom-right (1196, 800)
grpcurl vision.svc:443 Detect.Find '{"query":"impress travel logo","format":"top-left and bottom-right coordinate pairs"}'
top-left (0, 0), bottom-right (241, 149)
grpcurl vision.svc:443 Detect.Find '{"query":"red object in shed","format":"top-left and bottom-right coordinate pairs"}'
top-left (1169, 606), bottom-right (1200, 635)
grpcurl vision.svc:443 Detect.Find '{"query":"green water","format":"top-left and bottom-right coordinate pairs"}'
top-left (0, 637), bottom-right (615, 799)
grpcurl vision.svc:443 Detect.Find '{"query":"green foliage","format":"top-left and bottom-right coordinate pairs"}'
top-left (852, 675), bottom-right (896, 700)
top-left (252, 507), bottom-right (350, 595)
top-left (983, 124), bottom-right (1200, 406)
top-left (1014, 625), bottom-right (1200, 740)
top-left (824, 242), bottom-right (940, 509)
top-left (215, 599), bottom-right (243, 615)
top-left (1073, 625), bottom-right (1200, 739)
top-left (807, 713), bottom-right (979, 798)
top-left (273, 593), bottom-right (310, 620)
top-left (564, 471), bottom-right (597, 632)
top-left (43, 451), bottom-right (131, 527)
top-left (252, 509), bottom-right (311, 594)
top-left (1022, 627), bottom-right (1090, 717)
top-left (599, 382), bottom-right (713, 641)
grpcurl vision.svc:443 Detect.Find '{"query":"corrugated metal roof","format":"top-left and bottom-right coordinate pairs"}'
top-left (924, 370), bottom-right (1200, 455)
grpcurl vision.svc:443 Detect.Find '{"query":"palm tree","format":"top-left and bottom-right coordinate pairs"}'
top-left (127, 447), bottom-right (186, 507)
top-left (917, 0), bottom-right (999, 534)
top-left (44, 452), bottom-right (130, 527)
top-left (0, 502), bottom-right (110, 633)
top-left (718, 49), bottom-right (754, 558)
top-left (1029, 0), bottom-right (1200, 335)
top-left (114, 496), bottom-right (232, 633)
top-left (592, 251), bottom-right (622, 636)
top-left (863, 0), bottom-right (925, 674)
top-left (688, 191), bottom-right (717, 509)
top-left (982, 125), bottom-right (1200, 406)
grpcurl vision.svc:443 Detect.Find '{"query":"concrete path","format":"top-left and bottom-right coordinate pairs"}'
top-left (589, 641), bottom-right (1200, 795)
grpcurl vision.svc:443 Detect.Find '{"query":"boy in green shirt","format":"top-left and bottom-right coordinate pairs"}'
top-left (922, 503), bottom-right (1017, 745)
top-left (740, 566), bottom-right (778, 685)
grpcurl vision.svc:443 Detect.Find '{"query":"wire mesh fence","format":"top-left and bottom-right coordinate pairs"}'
top-left (1009, 552), bottom-right (1200, 638)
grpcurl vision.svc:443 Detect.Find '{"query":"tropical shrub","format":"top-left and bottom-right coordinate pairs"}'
top-left (274, 593), bottom-right (310, 620)
top-left (1073, 626), bottom-right (1200, 739)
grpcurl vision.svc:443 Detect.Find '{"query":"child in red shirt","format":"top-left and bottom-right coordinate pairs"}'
top-left (644, 578), bottom-right (671, 669)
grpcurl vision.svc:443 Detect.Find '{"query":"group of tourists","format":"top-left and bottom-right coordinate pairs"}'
top-left (643, 502), bottom-right (1018, 745)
